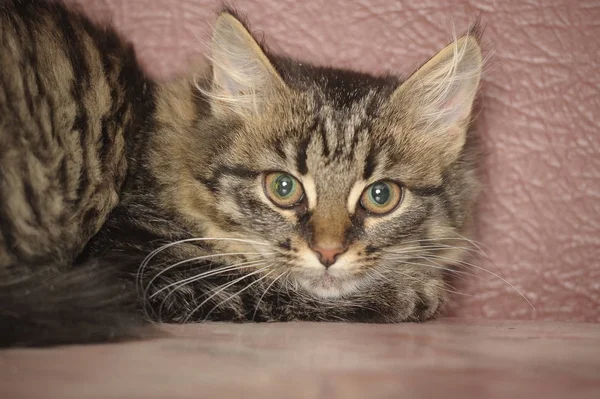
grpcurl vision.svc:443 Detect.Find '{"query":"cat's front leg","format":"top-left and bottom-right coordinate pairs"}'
top-left (250, 280), bottom-right (446, 323)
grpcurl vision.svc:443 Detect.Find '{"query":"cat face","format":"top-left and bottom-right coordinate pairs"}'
top-left (200, 85), bottom-right (474, 299)
top-left (156, 12), bottom-right (482, 303)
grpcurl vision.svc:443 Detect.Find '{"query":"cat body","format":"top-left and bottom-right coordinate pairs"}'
top-left (0, 0), bottom-right (482, 346)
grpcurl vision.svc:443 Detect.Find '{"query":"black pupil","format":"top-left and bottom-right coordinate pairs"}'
top-left (275, 175), bottom-right (294, 197)
top-left (371, 183), bottom-right (390, 205)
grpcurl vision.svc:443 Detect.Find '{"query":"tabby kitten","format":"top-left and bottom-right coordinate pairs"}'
top-left (0, 0), bottom-right (482, 346)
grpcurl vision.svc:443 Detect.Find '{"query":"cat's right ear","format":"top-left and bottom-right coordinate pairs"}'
top-left (206, 12), bottom-right (287, 117)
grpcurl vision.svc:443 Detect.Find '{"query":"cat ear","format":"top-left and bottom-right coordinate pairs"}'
top-left (207, 12), bottom-right (287, 116)
top-left (390, 34), bottom-right (482, 158)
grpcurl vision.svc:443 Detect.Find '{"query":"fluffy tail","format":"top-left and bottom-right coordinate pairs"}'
top-left (0, 259), bottom-right (157, 347)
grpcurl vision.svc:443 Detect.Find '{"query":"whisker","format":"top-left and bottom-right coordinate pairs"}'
top-left (382, 254), bottom-right (477, 279)
top-left (449, 231), bottom-right (491, 252)
top-left (434, 256), bottom-right (535, 310)
top-left (414, 254), bottom-right (479, 279)
top-left (154, 261), bottom-right (267, 321)
top-left (388, 254), bottom-right (534, 310)
top-left (367, 268), bottom-right (393, 284)
top-left (203, 270), bottom-right (276, 321)
top-left (137, 237), bottom-right (270, 296)
top-left (384, 257), bottom-right (475, 279)
top-left (381, 245), bottom-right (444, 254)
top-left (444, 233), bottom-right (509, 278)
top-left (182, 265), bottom-right (271, 323)
top-left (417, 252), bottom-right (504, 279)
top-left (383, 240), bottom-right (508, 282)
top-left (440, 286), bottom-right (474, 297)
top-left (397, 235), bottom-right (486, 247)
top-left (382, 243), bottom-right (484, 257)
top-left (392, 268), bottom-right (473, 297)
top-left (144, 252), bottom-right (270, 298)
top-left (389, 236), bottom-right (488, 254)
top-left (149, 258), bottom-right (266, 300)
top-left (252, 270), bottom-right (288, 321)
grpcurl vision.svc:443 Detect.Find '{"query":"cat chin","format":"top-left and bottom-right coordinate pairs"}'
top-left (297, 273), bottom-right (363, 299)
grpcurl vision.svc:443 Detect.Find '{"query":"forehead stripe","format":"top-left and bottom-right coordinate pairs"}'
top-left (362, 143), bottom-right (378, 180)
top-left (319, 121), bottom-right (330, 157)
top-left (213, 165), bottom-right (260, 180)
top-left (295, 135), bottom-right (310, 175)
top-left (203, 165), bottom-right (261, 190)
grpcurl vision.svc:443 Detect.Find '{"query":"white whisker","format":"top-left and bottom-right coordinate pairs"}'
top-left (382, 241), bottom-right (484, 256)
top-left (388, 236), bottom-right (486, 248)
top-left (137, 237), bottom-right (270, 297)
top-left (156, 261), bottom-right (267, 321)
top-left (450, 232), bottom-right (491, 254)
top-left (144, 252), bottom-right (269, 298)
top-left (435, 256), bottom-right (535, 310)
top-left (182, 265), bottom-right (271, 323)
top-left (382, 254), bottom-right (477, 279)
top-left (386, 254), bottom-right (534, 310)
top-left (252, 270), bottom-right (288, 321)
top-left (149, 258), bottom-right (266, 300)
top-left (392, 268), bottom-right (473, 297)
top-left (367, 268), bottom-right (393, 284)
top-left (203, 270), bottom-right (276, 320)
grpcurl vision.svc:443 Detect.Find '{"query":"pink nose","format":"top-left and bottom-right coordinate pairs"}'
top-left (311, 245), bottom-right (346, 268)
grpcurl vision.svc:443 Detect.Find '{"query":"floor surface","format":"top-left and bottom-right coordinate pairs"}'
top-left (1, 318), bottom-right (599, 398)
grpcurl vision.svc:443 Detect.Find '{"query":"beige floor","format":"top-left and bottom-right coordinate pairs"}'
top-left (1, 318), bottom-right (599, 399)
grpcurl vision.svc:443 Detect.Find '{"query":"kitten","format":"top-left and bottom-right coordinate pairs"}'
top-left (0, 0), bottom-right (482, 346)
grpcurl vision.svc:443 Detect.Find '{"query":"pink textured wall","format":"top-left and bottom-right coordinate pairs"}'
top-left (73, 0), bottom-right (600, 321)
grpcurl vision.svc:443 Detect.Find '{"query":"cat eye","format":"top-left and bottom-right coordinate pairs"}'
top-left (264, 172), bottom-right (305, 208)
top-left (360, 181), bottom-right (403, 215)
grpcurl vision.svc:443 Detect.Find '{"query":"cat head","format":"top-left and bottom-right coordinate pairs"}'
top-left (154, 11), bottom-right (482, 303)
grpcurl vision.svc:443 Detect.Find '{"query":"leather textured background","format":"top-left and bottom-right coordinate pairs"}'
top-left (72, 0), bottom-right (599, 321)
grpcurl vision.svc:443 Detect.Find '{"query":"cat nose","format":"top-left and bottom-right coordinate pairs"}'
top-left (311, 245), bottom-right (347, 268)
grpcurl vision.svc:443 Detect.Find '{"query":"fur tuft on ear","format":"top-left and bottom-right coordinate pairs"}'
top-left (200, 12), bottom-right (287, 116)
top-left (391, 29), bottom-right (483, 158)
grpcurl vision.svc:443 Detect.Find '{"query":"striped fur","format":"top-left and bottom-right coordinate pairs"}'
top-left (0, 1), bottom-right (482, 347)
top-left (0, 0), bottom-right (156, 346)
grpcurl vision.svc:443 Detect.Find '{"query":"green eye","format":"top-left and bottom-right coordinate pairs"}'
top-left (360, 181), bottom-right (402, 215)
top-left (264, 172), bottom-right (304, 208)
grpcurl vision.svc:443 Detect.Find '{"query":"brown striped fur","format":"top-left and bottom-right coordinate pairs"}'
top-left (0, 0), bottom-right (155, 345)
top-left (0, 1), bottom-right (483, 346)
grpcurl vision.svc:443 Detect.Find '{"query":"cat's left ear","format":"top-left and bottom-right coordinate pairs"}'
top-left (207, 12), bottom-right (288, 116)
top-left (390, 33), bottom-right (482, 159)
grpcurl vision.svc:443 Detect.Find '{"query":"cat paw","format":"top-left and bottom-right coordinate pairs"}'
top-left (395, 283), bottom-right (446, 322)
